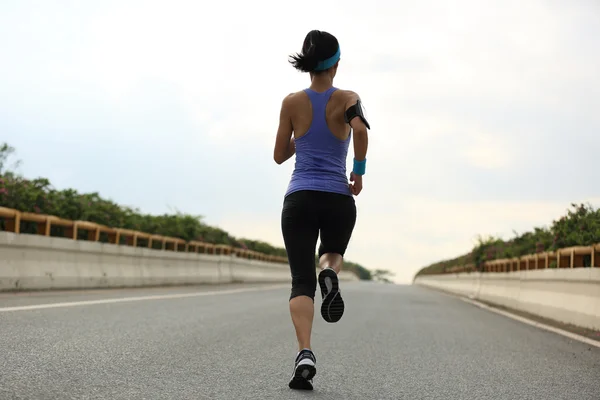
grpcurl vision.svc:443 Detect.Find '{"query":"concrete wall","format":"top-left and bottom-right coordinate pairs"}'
top-left (414, 269), bottom-right (600, 331)
top-left (0, 232), bottom-right (358, 292)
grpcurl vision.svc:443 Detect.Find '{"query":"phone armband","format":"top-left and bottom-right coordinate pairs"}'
top-left (344, 99), bottom-right (370, 130)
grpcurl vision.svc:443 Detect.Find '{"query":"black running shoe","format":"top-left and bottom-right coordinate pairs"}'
top-left (318, 267), bottom-right (345, 323)
top-left (288, 349), bottom-right (316, 390)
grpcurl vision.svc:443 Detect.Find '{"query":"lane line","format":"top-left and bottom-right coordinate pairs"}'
top-left (459, 297), bottom-right (600, 349)
top-left (0, 284), bottom-right (289, 313)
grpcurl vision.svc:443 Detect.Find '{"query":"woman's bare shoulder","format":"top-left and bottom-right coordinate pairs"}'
top-left (334, 89), bottom-right (361, 106)
top-left (281, 90), bottom-right (308, 107)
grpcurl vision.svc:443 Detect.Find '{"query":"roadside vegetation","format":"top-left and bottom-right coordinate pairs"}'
top-left (415, 202), bottom-right (600, 277)
top-left (0, 143), bottom-right (390, 282)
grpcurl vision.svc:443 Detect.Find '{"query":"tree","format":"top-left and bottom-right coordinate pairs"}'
top-left (0, 142), bottom-right (21, 175)
top-left (371, 269), bottom-right (395, 283)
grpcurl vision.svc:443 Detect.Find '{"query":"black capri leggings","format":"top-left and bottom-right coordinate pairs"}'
top-left (281, 190), bottom-right (357, 301)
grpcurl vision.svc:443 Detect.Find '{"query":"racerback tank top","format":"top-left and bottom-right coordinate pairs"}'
top-left (285, 87), bottom-right (352, 198)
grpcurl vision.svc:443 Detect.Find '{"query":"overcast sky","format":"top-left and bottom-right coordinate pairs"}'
top-left (1, 0), bottom-right (599, 283)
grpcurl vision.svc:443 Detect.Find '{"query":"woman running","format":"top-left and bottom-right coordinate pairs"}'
top-left (273, 29), bottom-right (370, 390)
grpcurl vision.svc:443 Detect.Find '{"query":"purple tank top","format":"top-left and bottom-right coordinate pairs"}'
top-left (285, 87), bottom-right (352, 197)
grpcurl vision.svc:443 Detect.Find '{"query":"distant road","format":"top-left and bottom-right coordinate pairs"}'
top-left (1, 282), bottom-right (598, 399)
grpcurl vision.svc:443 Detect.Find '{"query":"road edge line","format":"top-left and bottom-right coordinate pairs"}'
top-left (0, 284), bottom-right (289, 313)
top-left (459, 297), bottom-right (600, 349)
top-left (413, 284), bottom-right (600, 349)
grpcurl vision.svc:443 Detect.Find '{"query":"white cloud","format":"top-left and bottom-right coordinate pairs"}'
top-left (461, 131), bottom-right (515, 170)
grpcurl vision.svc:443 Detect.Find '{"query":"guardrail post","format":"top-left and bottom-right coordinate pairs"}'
top-left (570, 249), bottom-right (574, 268)
top-left (14, 211), bottom-right (22, 233)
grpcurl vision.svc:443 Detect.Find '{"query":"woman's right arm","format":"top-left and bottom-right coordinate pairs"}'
top-left (345, 91), bottom-right (369, 195)
top-left (346, 92), bottom-right (369, 161)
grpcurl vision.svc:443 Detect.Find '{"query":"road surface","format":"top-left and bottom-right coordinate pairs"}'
top-left (1, 282), bottom-right (598, 399)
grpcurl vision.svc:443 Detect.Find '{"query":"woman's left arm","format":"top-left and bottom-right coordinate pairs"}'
top-left (273, 94), bottom-right (296, 164)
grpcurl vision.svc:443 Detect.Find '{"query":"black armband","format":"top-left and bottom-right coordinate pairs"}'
top-left (344, 99), bottom-right (370, 129)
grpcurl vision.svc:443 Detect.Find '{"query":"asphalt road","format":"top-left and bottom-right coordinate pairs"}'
top-left (1, 282), bottom-right (599, 399)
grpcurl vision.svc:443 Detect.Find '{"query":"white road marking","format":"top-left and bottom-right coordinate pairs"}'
top-left (460, 297), bottom-right (600, 349)
top-left (0, 284), bottom-right (289, 313)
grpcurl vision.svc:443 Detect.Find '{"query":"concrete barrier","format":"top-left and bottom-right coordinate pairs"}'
top-left (0, 232), bottom-right (359, 292)
top-left (414, 269), bottom-right (600, 331)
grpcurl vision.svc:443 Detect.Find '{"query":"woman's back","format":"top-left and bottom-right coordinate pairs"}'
top-left (288, 87), bottom-right (352, 142)
top-left (285, 87), bottom-right (354, 197)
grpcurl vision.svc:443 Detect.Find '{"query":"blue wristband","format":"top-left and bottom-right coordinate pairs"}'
top-left (353, 158), bottom-right (366, 175)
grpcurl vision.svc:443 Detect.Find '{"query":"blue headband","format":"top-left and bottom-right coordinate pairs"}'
top-left (314, 47), bottom-right (341, 71)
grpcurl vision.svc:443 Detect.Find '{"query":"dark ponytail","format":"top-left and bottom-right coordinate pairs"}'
top-left (289, 30), bottom-right (340, 73)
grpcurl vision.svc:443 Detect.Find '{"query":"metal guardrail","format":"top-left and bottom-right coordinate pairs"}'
top-left (0, 207), bottom-right (288, 264)
top-left (421, 245), bottom-right (600, 275)
top-left (483, 245), bottom-right (599, 272)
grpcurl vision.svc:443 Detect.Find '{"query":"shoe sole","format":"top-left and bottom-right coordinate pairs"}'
top-left (288, 363), bottom-right (316, 390)
top-left (318, 268), bottom-right (344, 323)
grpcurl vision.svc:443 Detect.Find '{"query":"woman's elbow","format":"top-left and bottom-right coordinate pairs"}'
top-left (273, 152), bottom-right (285, 164)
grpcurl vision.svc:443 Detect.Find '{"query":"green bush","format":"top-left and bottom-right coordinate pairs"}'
top-left (0, 142), bottom-right (385, 280)
top-left (415, 203), bottom-right (600, 277)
